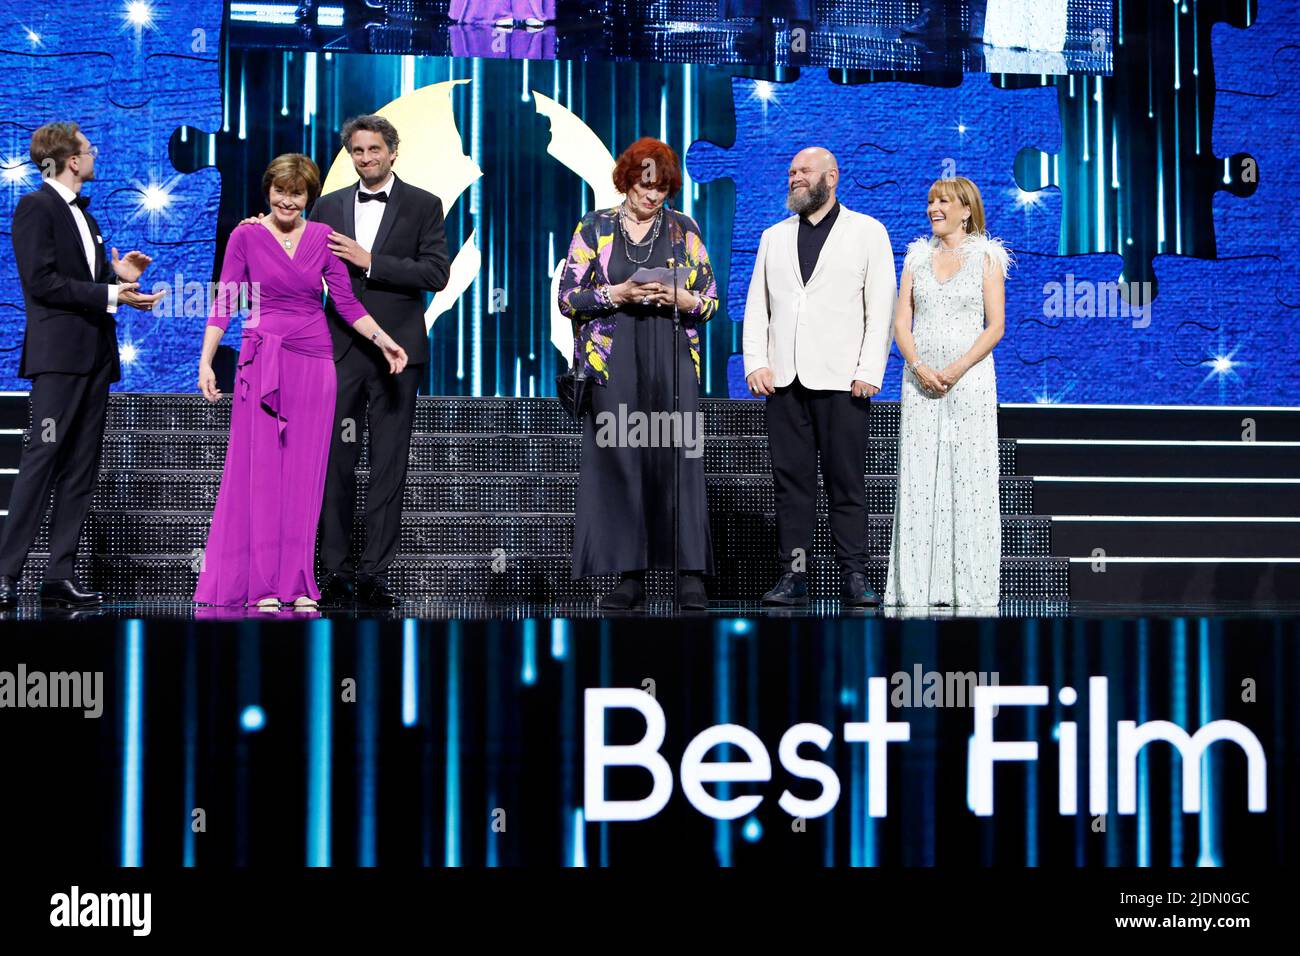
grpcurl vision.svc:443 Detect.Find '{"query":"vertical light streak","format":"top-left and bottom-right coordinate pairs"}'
top-left (306, 619), bottom-right (332, 867)
top-left (120, 620), bottom-right (145, 867)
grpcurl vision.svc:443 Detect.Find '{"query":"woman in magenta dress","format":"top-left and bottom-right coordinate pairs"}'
top-left (194, 154), bottom-right (408, 609)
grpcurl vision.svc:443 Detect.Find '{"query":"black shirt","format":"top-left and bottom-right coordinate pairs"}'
top-left (796, 200), bottom-right (841, 285)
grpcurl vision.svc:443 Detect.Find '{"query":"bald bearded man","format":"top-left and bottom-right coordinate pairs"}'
top-left (743, 147), bottom-right (897, 608)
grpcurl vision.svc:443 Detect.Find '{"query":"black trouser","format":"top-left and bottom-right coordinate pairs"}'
top-left (765, 377), bottom-right (870, 577)
top-left (0, 329), bottom-right (114, 581)
top-left (318, 343), bottom-right (421, 578)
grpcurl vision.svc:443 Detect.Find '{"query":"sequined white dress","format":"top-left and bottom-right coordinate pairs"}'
top-left (885, 234), bottom-right (1009, 608)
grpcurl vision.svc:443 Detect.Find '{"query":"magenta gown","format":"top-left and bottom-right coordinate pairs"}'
top-left (194, 221), bottom-right (368, 605)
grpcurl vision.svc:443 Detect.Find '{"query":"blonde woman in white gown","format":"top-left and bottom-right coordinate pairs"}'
top-left (885, 176), bottom-right (1008, 608)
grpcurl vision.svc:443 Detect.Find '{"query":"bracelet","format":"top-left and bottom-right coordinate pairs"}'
top-left (593, 284), bottom-right (615, 310)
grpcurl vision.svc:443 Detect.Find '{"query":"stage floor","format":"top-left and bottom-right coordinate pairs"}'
top-left (4, 598), bottom-right (1300, 622)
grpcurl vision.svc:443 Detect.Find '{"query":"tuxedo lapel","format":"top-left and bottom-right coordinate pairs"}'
top-left (341, 183), bottom-right (357, 239)
top-left (784, 216), bottom-right (803, 288)
top-left (369, 174), bottom-right (401, 255)
top-left (87, 211), bottom-right (106, 281)
top-left (44, 184), bottom-right (93, 279)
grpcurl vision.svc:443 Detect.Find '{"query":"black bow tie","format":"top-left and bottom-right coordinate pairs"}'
top-left (358, 191), bottom-right (388, 204)
top-left (69, 194), bottom-right (90, 210)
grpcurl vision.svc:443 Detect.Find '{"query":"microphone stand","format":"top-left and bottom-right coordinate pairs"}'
top-left (668, 251), bottom-right (681, 615)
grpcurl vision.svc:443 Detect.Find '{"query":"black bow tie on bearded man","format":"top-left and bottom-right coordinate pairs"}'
top-left (69, 194), bottom-right (90, 210)
top-left (358, 191), bottom-right (388, 203)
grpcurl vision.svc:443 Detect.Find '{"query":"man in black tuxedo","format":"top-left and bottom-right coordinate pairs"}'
top-left (311, 115), bottom-right (451, 607)
top-left (0, 122), bottom-right (162, 608)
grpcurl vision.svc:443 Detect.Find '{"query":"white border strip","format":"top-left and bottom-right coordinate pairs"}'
top-left (1068, 557), bottom-right (1300, 564)
top-left (1052, 515), bottom-right (1300, 523)
top-left (1002, 403), bottom-right (1300, 411)
top-left (1018, 438), bottom-right (1300, 447)
top-left (1034, 476), bottom-right (1300, 484)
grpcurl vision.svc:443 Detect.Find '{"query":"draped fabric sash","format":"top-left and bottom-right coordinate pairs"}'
top-left (237, 328), bottom-right (333, 440)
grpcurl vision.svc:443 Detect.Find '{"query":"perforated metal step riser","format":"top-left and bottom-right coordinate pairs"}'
top-left (90, 432), bottom-right (1011, 476)
top-left (94, 394), bottom-right (904, 438)
top-left (34, 512), bottom-right (1054, 559)
top-left (14, 554), bottom-right (1070, 601)
top-left (80, 470), bottom-right (1038, 516)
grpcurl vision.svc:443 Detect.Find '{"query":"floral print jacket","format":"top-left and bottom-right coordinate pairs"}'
top-left (557, 206), bottom-right (719, 384)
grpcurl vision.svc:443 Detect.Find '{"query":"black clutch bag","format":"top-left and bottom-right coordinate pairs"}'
top-left (556, 366), bottom-right (592, 420)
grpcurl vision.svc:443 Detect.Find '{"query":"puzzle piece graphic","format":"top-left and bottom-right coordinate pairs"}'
top-left (688, 71), bottom-right (1063, 398)
top-left (0, 1), bottom-right (224, 392)
top-left (1013, 253), bottom-right (1299, 405)
top-left (1211, 0), bottom-right (1300, 97)
top-left (1212, 44), bottom-right (1300, 309)
top-left (1, 2), bottom-right (222, 109)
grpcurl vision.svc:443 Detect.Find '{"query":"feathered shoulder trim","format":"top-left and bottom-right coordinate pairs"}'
top-left (968, 232), bottom-right (1013, 278)
top-left (903, 232), bottom-right (1014, 278)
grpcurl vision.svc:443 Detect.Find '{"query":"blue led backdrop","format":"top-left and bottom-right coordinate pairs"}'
top-left (1, 0), bottom-right (1295, 403)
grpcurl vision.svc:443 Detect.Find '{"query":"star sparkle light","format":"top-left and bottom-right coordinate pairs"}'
top-left (1, 156), bottom-right (33, 191)
top-left (121, 0), bottom-right (158, 34)
top-left (1201, 347), bottom-right (1244, 384)
top-left (127, 173), bottom-right (182, 224)
top-left (1010, 187), bottom-right (1046, 211)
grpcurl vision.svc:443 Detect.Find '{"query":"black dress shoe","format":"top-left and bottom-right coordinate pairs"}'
top-left (40, 578), bottom-right (103, 608)
top-left (762, 571), bottom-right (809, 606)
top-left (0, 575), bottom-right (16, 609)
top-left (318, 572), bottom-right (356, 607)
top-left (678, 573), bottom-right (709, 611)
top-left (356, 574), bottom-right (402, 609)
top-left (599, 574), bottom-right (645, 611)
top-left (841, 571), bottom-right (881, 608)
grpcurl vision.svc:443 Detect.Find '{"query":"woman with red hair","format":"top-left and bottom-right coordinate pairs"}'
top-left (558, 137), bottom-right (718, 610)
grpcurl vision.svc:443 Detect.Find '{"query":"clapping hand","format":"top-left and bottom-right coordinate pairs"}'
top-left (117, 281), bottom-right (165, 311)
top-left (111, 248), bottom-right (152, 282)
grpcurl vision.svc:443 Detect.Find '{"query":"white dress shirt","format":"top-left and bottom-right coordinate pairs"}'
top-left (743, 205), bottom-right (896, 390)
top-left (353, 173), bottom-right (394, 277)
top-left (46, 177), bottom-right (117, 312)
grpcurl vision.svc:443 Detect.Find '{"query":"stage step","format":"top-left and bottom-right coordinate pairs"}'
top-left (1015, 440), bottom-right (1300, 478)
top-left (0, 394), bottom-right (27, 430)
top-left (1069, 559), bottom-right (1300, 605)
top-left (0, 429), bottom-right (21, 469)
top-left (1052, 517), bottom-right (1300, 558)
top-left (87, 430), bottom-right (1019, 476)
top-left (93, 393), bottom-right (846, 438)
top-left (8, 552), bottom-right (1069, 602)
top-left (49, 469), bottom-right (1036, 516)
top-left (16, 510), bottom-right (1055, 560)
top-left (999, 404), bottom-right (1300, 441)
top-left (1031, 477), bottom-right (1300, 517)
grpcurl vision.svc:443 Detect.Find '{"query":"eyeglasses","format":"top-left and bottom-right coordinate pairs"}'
top-left (76, 145), bottom-right (99, 158)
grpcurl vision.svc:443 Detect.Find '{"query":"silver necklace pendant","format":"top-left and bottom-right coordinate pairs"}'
top-left (620, 205), bottom-right (662, 265)
top-left (283, 238), bottom-right (293, 249)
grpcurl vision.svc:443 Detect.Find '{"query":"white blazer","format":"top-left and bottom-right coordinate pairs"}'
top-left (742, 205), bottom-right (897, 390)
